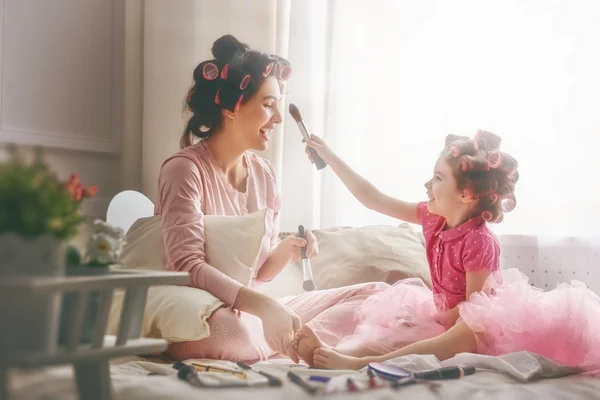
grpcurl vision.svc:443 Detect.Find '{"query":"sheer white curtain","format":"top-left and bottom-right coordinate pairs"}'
top-left (286, 0), bottom-right (600, 236)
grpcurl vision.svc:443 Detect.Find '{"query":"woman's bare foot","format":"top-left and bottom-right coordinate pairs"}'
top-left (313, 347), bottom-right (369, 370)
top-left (291, 325), bottom-right (328, 366)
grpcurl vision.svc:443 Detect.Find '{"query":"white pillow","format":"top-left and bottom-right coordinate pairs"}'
top-left (107, 209), bottom-right (268, 342)
top-left (305, 223), bottom-right (431, 290)
top-left (118, 208), bottom-right (268, 286)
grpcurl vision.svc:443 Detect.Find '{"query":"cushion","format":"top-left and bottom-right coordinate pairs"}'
top-left (276, 223), bottom-right (431, 293)
top-left (107, 209), bottom-right (268, 342)
top-left (118, 208), bottom-right (268, 286)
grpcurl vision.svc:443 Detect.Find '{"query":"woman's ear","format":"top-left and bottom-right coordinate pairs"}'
top-left (222, 109), bottom-right (236, 120)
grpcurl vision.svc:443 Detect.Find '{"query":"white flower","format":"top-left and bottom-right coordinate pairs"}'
top-left (93, 219), bottom-right (124, 240)
top-left (85, 232), bottom-right (122, 265)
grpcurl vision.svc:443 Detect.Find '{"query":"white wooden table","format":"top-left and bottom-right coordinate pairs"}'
top-left (0, 269), bottom-right (189, 400)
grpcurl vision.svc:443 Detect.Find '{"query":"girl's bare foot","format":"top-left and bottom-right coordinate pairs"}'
top-left (291, 325), bottom-right (328, 367)
top-left (313, 347), bottom-right (368, 370)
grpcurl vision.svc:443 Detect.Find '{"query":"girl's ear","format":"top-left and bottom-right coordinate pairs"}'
top-left (459, 188), bottom-right (475, 204)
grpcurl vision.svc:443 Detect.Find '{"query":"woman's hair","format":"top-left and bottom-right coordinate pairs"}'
top-left (181, 34), bottom-right (292, 148)
top-left (443, 130), bottom-right (519, 223)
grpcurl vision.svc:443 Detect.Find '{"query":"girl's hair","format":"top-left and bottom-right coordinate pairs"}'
top-left (181, 34), bottom-right (292, 149)
top-left (443, 130), bottom-right (519, 223)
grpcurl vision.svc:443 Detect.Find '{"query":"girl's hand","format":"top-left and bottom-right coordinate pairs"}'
top-left (304, 135), bottom-right (337, 166)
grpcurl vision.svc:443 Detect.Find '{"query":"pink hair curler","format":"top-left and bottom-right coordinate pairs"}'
top-left (234, 94), bottom-right (244, 112)
top-left (202, 62), bottom-right (219, 81)
top-left (220, 64), bottom-right (229, 80)
top-left (214, 89), bottom-right (221, 105)
top-left (472, 139), bottom-right (479, 151)
top-left (501, 197), bottom-right (516, 213)
top-left (240, 74), bottom-right (251, 90)
top-left (451, 146), bottom-right (461, 157)
top-left (279, 65), bottom-right (292, 81)
top-left (489, 191), bottom-right (499, 203)
top-left (263, 62), bottom-right (274, 77)
top-left (461, 159), bottom-right (469, 171)
top-left (482, 211), bottom-right (493, 221)
top-left (488, 151), bottom-right (502, 169)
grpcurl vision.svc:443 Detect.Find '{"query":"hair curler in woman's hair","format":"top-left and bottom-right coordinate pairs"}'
top-left (263, 62), bottom-right (274, 77)
top-left (202, 63), bottom-right (219, 81)
top-left (278, 65), bottom-right (292, 81)
top-left (220, 64), bottom-right (229, 80)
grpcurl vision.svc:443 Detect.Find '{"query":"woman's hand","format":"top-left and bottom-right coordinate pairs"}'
top-left (304, 135), bottom-right (338, 166)
top-left (259, 300), bottom-right (301, 363)
top-left (277, 232), bottom-right (319, 261)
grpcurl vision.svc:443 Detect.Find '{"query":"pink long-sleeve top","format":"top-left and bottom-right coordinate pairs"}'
top-left (154, 141), bottom-right (280, 307)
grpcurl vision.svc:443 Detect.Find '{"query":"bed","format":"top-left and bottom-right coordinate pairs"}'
top-left (11, 193), bottom-right (600, 400)
top-left (10, 352), bottom-right (600, 399)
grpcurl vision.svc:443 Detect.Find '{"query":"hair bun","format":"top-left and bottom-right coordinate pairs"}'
top-left (211, 34), bottom-right (248, 62)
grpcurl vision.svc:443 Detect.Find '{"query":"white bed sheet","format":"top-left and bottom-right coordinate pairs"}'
top-left (9, 353), bottom-right (600, 400)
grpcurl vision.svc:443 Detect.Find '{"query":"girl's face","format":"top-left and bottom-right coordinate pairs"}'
top-left (424, 157), bottom-right (468, 221)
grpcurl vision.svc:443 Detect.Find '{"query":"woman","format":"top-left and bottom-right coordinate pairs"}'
top-left (156, 35), bottom-right (387, 362)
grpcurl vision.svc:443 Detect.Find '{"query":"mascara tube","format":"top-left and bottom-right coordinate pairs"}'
top-left (413, 366), bottom-right (476, 380)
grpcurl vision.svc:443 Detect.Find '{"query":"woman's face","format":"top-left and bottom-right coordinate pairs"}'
top-left (232, 76), bottom-right (283, 152)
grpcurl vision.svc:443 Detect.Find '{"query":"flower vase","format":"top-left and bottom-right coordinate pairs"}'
top-left (0, 233), bottom-right (66, 356)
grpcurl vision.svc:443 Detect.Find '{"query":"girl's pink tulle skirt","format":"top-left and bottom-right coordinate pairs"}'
top-left (344, 269), bottom-right (600, 370)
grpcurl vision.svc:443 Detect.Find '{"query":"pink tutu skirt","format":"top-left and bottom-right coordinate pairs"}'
top-left (339, 278), bottom-right (446, 354)
top-left (459, 268), bottom-right (600, 370)
top-left (344, 270), bottom-right (600, 370)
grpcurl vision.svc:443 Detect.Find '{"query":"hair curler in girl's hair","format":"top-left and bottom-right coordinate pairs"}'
top-left (488, 151), bottom-right (502, 170)
top-left (489, 191), bottom-right (500, 203)
top-left (481, 211), bottom-right (494, 222)
top-left (474, 130), bottom-right (502, 151)
top-left (501, 195), bottom-right (517, 213)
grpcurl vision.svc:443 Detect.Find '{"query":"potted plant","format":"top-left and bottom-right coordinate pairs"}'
top-left (0, 146), bottom-right (97, 277)
top-left (0, 146), bottom-right (96, 353)
top-left (60, 220), bottom-right (125, 344)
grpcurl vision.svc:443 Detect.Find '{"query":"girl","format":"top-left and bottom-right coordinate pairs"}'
top-left (292, 131), bottom-right (600, 372)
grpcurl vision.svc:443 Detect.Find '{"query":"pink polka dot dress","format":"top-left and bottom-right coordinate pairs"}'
top-left (347, 203), bottom-right (600, 373)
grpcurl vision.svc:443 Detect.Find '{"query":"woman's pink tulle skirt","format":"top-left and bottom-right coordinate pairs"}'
top-left (344, 269), bottom-right (600, 370)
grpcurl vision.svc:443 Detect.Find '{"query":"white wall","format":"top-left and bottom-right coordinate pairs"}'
top-left (0, 0), bottom-right (126, 221)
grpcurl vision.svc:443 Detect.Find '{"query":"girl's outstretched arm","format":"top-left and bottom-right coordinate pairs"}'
top-left (305, 135), bottom-right (419, 225)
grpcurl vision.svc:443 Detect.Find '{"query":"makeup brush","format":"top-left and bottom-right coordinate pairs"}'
top-left (298, 225), bottom-right (315, 291)
top-left (289, 103), bottom-right (327, 170)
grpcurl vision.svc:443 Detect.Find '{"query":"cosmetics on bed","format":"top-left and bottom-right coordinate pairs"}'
top-left (298, 225), bottom-right (316, 291)
top-left (237, 362), bottom-right (283, 387)
top-left (413, 365), bottom-right (476, 380)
